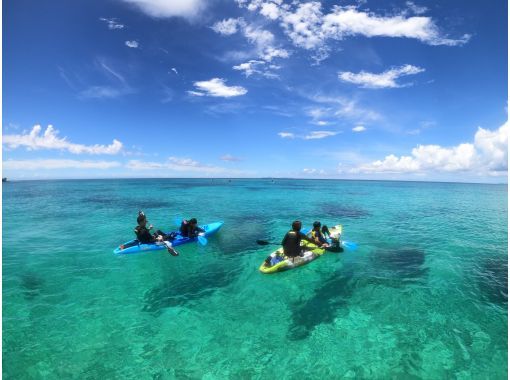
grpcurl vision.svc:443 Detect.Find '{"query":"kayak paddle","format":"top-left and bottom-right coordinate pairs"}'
top-left (341, 240), bottom-right (358, 250)
top-left (256, 240), bottom-right (280, 246)
top-left (197, 235), bottom-right (208, 246)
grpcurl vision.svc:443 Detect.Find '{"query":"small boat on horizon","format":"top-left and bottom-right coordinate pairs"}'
top-left (2, 178), bottom-right (6, 182)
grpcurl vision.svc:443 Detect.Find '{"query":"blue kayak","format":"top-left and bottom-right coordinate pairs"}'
top-left (114, 221), bottom-right (224, 254)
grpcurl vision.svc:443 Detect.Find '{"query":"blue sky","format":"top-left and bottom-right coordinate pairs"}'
top-left (3, 0), bottom-right (508, 182)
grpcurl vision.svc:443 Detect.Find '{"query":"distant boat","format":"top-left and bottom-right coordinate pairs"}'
top-left (2, 178), bottom-right (6, 182)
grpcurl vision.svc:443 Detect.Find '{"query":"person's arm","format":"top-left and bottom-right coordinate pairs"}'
top-left (281, 232), bottom-right (288, 246)
top-left (301, 231), bottom-right (316, 245)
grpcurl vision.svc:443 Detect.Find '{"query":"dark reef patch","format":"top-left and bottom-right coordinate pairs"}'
top-left (143, 266), bottom-right (240, 314)
top-left (288, 271), bottom-right (355, 340)
top-left (19, 272), bottom-right (45, 300)
top-left (478, 256), bottom-right (508, 305)
top-left (83, 196), bottom-right (172, 210)
top-left (320, 203), bottom-right (370, 219)
top-left (370, 248), bottom-right (428, 283)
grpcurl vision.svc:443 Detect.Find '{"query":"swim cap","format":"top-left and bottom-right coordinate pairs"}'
top-left (313, 221), bottom-right (321, 228)
top-left (292, 220), bottom-right (302, 231)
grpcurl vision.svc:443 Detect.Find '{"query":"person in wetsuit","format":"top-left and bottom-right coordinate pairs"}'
top-left (310, 221), bottom-right (330, 248)
top-left (281, 220), bottom-right (316, 259)
top-left (179, 218), bottom-right (205, 238)
top-left (135, 211), bottom-right (179, 256)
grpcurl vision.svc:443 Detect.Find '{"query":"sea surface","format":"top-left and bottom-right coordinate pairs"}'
top-left (3, 179), bottom-right (508, 379)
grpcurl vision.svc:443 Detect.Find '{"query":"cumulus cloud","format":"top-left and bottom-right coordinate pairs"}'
top-left (3, 159), bottom-right (121, 170)
top-left (352, 125), bottom-right (366, 132)
top-left (188, 78), bottom-right (247, 98)
top-left (120, 0), bottom-right (207, 19)
top-left (211, 18), bottom-right (245, 35)
top-left (236, 1), bottom-right (470, 61)
top-left (212, 17), bottom-right (289, 77)
top-left (125, 40), bottom-right (139, 48)
top-left (352, 121), bottom-right (508, 175)
top-left (339, 64), bottom-right (425, 88)
top-left (3, 125), bottom-right (123, 155)
top-left (99, 17), bottom-right (124, 29)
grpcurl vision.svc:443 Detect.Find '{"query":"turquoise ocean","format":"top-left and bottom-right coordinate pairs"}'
top-left (3, 179), bottom-right (508, 379)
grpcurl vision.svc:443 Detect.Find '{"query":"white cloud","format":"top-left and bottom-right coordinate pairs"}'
top-left (278, 132), bottom-right (295, 139)
top-left (188, 78), bottom-right (247, 98)
top-left (3, 125), bottom-right (123, 155)
top-left (352, 121), bottom-right (508, 175)
top-left (171, 67), bottom-right (178, 75)
top-left (220, 154), bottom-right (243, 162)
top-left (125, 40), bottom-right (139, 48)
top-left (233, 60), bottom-right (265, 77)
top-left (212, 16), bottom-right (289, 76)
top-left (99, 18), bottom-right (125, 29)
top-left (405, 1), bottom-right (428, 15)
top-left (211, 18), bottom-right (245, 35)
top-left (352, 125), bottom-right (366, 132)
top-left (339, 64), bottom-right (425, 88)
top-left (237, 2), bottom-right (470, 61)
top-left (79, 59), bottom-right (134, 99)
top-left (310, 95), bottom-right (381, 123)
top-left (120, 0), bottom-right (207, 19)
top-left (3, 159), bottom-right (121, 170)
top-left (278, 130), bottom-right (338, 140)
top-left (126, 156), bottom-right (246, 175)
top-left (303, 168), bottom-right (326, 175)
top-left (304, 131), bottom-right (338, 139)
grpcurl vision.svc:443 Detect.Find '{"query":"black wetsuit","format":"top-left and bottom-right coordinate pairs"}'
top-left (180, 221), bottom-right (205, 238)
top-left (281, 230), bottom-right (308, 257)
top-left (134, 226), bottom-right (156, 244)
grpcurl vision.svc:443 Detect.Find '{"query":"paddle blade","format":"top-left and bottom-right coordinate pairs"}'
top-left (341, 240), bottom-right (358, 250)
top-left (256, 240), bottom-right (270, 245)
top-left (198, 235), bottom-right (208, 246)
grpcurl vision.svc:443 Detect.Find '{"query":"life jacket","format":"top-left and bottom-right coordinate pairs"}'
top-left (311, 228), bottom-right (327, 244)
top-left (134, 225), bottom-right (154, 244)
top-left (283, 230), bottom-right (302, 257)
top-left (179, 220), bottom-right (189, 236)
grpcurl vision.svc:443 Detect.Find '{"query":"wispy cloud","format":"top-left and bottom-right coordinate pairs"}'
top-left (188, 78), bottom-right (247, 98)
top-left (126, 156), bottom-right (249, 175)
top-left (79, 59), bottom-right (134, 99)
top-left (120, 0), bottom-right (207, 20)
top-left (351, 121), bottom-right (508, 175)
top-left (99, 17), bottom-right (125, 30)
top-left (338, 64), bottom-right (425, 88)
top-left (3, 125), bottom-right (123, 155)
top-left (352, 125), bottom-right (366, 132)
top-left (125, 40), bottom-right (139, 48)
top-left (3, 159), bottom-right (121, 170)
top-left (237, 2), bottom-right (470, 61)
top-left (212, 17), bottom-right (289, 77)
top-left (278, 130), bottom-right (339, 140)
top-left (220, 154), bottom-right (243, 162)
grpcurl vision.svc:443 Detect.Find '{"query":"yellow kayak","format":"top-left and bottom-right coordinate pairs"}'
top-left (259, 225), bottom-right (343, 274)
